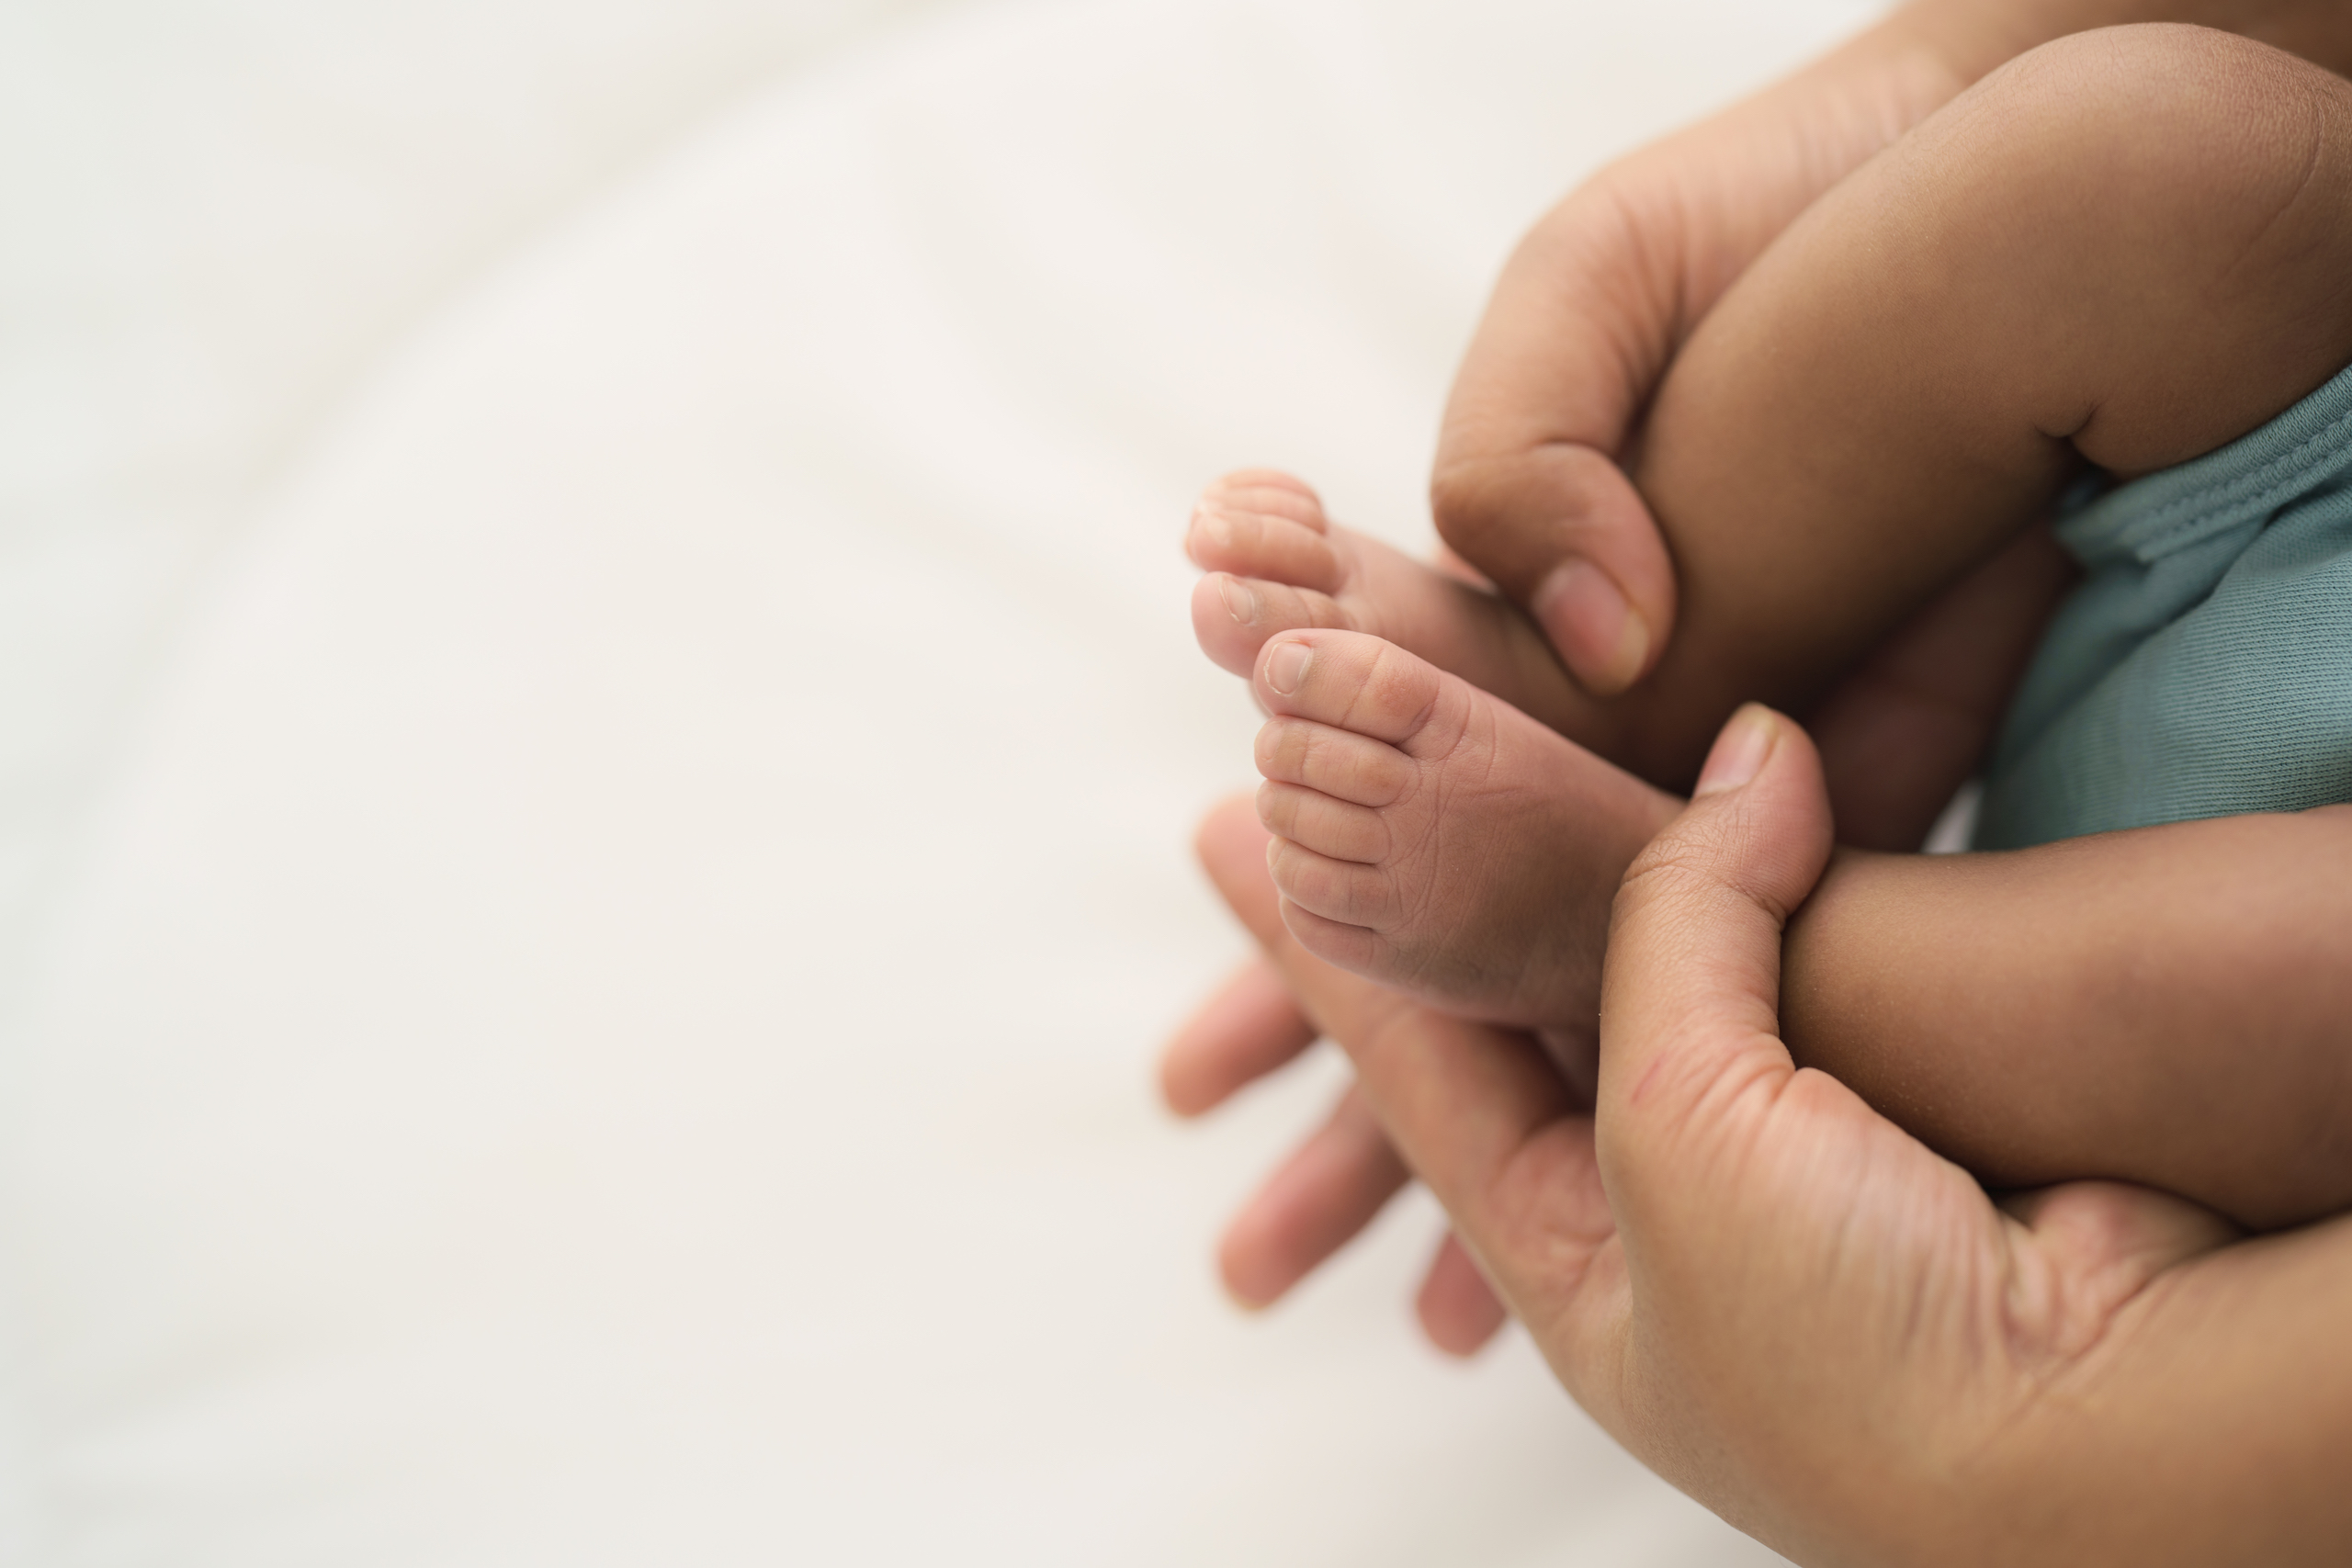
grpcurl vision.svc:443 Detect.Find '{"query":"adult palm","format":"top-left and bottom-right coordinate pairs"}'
top-left (1192, 712), bottom-right (2352, 1565)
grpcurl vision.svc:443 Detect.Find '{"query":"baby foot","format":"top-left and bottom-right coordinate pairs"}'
top-left (1249, 626), bottom-right (1679, 1029)
top-left (1187, 471), bottom-right (1602, 742)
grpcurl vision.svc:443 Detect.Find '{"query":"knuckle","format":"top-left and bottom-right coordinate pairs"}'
top-left (1612, 833), bottom-right (1729, 923)
top-left (1612, 801), bottom-right (1803, 934)
top-left (1428, 457), bottom-right (1512, 553)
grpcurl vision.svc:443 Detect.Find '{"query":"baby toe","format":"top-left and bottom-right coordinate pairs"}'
top-left (1274, 899), bottom-right (1387, 976)
top-left (1266, 839), bottom-right (1399, 929)
top-left (1193, 573), bottom-right (1360, 678)
top-left (1204, 469), bottom-right (1328, 532)
top-left (1256, 781), bottom-right (1392, 864)
top-left (1254, 630), bottom-right (1445, 750)
top-left (1254, 717), bottom-right (1413, 808)
top-left (1185, 493), bottom-right (1343, 592)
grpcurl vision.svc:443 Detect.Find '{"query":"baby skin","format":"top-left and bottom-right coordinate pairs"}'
top-left (1191, 27), bottom-right (2352, 1226)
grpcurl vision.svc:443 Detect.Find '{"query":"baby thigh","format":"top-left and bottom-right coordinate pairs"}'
top-left (1627, 24), bottom-right (2352, 761)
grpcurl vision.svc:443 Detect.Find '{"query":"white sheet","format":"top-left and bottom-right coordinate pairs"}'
top-left (3, 0), bottom-right (1877, 1559)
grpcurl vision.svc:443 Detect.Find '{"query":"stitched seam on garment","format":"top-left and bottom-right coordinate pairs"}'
top-left (2123, 397), bottom-right (2352, 553)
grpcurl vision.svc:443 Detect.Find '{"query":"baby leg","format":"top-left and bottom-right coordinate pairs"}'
top-left (1618, 23), bottom-right (2352, 785)
top-left (1641, 26), bottom-right (2352, 1218)
top-left (1197, 32), bottom-right (2352, 799)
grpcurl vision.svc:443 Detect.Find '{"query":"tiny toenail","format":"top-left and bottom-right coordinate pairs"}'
top-left (1193, 502), bottom-right (1234, 548)
top-left (1265, 640), bottom-right (1311, 694)
top-left (1218, 575), bottom-right (1259, 625)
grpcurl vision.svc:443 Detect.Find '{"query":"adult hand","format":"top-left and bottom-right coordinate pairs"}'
top-left (1165, 526), bottom-right (2073, 1349)
top-left (1195, 709), bottom-right (2352, 1564)
top-left (1430, 0), bottom-right (2352, 694)
top-left (1226, 0), bottom-right (2062, 1333)
top-left (1170, 0), bottom-right (2352, 1348)
top-left (1431, 3), bottom-right (1978, 694)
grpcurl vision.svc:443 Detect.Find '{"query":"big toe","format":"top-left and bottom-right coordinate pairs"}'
top-left (1253, 630), bottom-right (1451, 750)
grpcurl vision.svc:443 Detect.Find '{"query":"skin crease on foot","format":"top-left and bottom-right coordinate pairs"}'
top-left (1182, 466), bottom-right (2078, 1044)
top-left (1245, 623), bottom-right (1677, 1032)
top-left (1188, 469), bottom-right (1683, 1035)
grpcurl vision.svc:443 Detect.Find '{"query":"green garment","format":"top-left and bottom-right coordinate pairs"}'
top-left (1977, 360), bottom-right (2352, 850)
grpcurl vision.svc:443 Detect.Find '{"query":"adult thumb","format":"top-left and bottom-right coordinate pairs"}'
top-left (1431, 190), bottom-right (1685, 696)
top-left (1594, 705), bottom-right (1834, 1202)
top-left (1430, 444), bottom-right (1678, 699)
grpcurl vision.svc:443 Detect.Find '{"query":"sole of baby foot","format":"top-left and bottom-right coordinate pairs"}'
top-left (1185, 469), bottom-right (1607, 744)
top-left (1248, 626), bottom-right (1679, 1029)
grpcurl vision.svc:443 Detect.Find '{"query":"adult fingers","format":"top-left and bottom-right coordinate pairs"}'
top-left (1181, 811), bottom-right (1515, 1332)
top-left (1216, 1084), bottom-right (1410, 1309)
top-left (1432, 178), bottom-right (1683, 696)
top-left (1416, 1230), bottom-right (1510, 1357)
top-left (1193, 797), bottom-right (1577, 1221)
top-left (1808, 525), bottom-right (2075, 851)
top-left (1431, 27), bottom-right (1970, 700)
top-left (1597, 705), bottom-right (1835, 1218)
top-left (1159, 958), bottom-right (1320, 1117)
top-left (1193, 795), bottom-right (1623, 1382)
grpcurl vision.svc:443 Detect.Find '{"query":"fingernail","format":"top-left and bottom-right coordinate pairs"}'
top-left (1695, 705), bottom-right (1776, 796)
top-left (1217, 574), bottom-right (1259, 626)
top-left (1264, 640), bottom-right (1310, 694)
top-left (1532, 558), bottom-right (1649, 696)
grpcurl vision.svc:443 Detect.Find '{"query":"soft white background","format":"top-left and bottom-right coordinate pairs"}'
top-left (0, 0), bottom-right (1878, 1560)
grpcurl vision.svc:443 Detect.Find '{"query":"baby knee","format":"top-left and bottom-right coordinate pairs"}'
top-left (1951, 25), bottom-right (2352, 256)
top-left (1884, 21), bottom-right (2352, 445)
